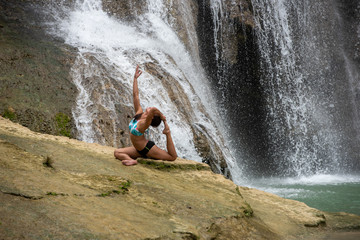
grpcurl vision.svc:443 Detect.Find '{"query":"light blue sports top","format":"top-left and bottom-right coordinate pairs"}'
top-left (129, 118), bottom-right (149, 136)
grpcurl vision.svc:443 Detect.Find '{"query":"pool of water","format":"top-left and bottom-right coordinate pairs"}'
top-left (244, 174), bottom-right (360, 215)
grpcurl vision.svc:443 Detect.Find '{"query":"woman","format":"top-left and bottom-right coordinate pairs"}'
top-left (114, 66), bottom-right (178, 166)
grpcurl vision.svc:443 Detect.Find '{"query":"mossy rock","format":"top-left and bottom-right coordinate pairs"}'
top-left (55, 112), bottom-right (72, 138)
top-left (1, 107), bottom-right (16, 121)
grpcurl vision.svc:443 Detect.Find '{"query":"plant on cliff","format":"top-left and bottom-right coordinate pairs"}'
top-left (98, 180), bottom-right (132, 197)
top-left (235, 187), bottom-right (253, 217)
top-left (1, 107), bottom-right (16, 121)
top-left (119, 180), bottom-right (131, 193)
top-left (55, 112), bottom-right (71, 137)
top-left (242, 202), bottom-right (254, 217)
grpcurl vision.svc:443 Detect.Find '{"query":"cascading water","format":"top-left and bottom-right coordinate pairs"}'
top-left (201, 0), bottom-right (360, 208)
top-left (249, 0), bottom-right (360, 177)
top-left (46, 0), bottom-right (240, 178)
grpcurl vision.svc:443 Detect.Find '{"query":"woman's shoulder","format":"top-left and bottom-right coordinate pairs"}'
top-left (135, 118), bottom-right (149, 132)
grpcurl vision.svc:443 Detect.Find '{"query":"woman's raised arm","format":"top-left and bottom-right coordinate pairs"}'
top-left (133, 66), bottom-right (143, 114)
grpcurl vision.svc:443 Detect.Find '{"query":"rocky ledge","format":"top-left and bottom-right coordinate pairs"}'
top-left (0, 116), bottom-right (359, 240)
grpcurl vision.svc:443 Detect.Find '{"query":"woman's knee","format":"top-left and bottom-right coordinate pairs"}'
top-left (167, 156), bottom-right (177, 161)
top-left (114, 148), bottom-right (124, 159)
top-left (159, 154), bottom-right (177, 161)
top-left (165, 152), bottom-right (177, 161)
top-left (114, 147), bottom-right (139, 160)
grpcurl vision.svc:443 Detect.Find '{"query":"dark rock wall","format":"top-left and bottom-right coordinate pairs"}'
top-left (334, 0), bottom-right (360, 172)
top-left (197, 0), bottom-right (270, 175)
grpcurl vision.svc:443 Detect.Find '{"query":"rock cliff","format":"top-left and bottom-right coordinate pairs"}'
top-left (1, 116), bottom-right (360, 240)
top-left (0, 0), bottom-right (78, 137)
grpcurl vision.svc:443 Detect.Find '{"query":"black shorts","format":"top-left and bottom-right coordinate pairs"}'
top-left (137, 141), bottom-right (155, 158)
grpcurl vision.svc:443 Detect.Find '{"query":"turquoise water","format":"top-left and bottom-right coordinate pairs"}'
top-left (245, 174), bottom-right (360, 215)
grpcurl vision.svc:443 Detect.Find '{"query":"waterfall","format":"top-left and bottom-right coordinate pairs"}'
top-left (209, 0), bottom-right (223, 64)
top-left (46, 0), bottom-right (239, 178)
top-left (42, 0), bottom-right (359, 180)
top-left (250, 0), bottom-right (360, 176)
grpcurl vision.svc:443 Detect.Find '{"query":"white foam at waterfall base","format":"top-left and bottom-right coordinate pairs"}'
top-left (47, 0), bottom-right (239, 172)
top-left (249, 174), bottom-right (360, 186)
top-left (244, 174), bottom-right (360, 201)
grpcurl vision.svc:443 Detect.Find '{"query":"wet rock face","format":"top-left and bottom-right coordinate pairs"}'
top-left (0, 0), bottom-right (78, 137)
top-left (197, 0), bottom-right (255, 69)
top-left (334, 0), bottom-right (360, 169)
top-left (192, 123), bottom-right (231, 178)
top-left (70, 53), bottom-right (134, 148)
top-left (102, 1), bottom-right (146, 22)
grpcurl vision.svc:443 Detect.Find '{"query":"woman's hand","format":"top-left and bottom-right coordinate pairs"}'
top-left (161, 115), bottom-right (167, 122)
top-left (134, 65), bottom-right (142, 79)
top-left (163, 121), bottom-right (171, 135)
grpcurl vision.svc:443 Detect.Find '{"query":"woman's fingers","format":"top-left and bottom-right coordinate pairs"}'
top-left (135, 65), bottom-right (142, 78)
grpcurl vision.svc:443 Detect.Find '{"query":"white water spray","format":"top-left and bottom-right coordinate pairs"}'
top-left (250, 0), bottom-right (345, 176)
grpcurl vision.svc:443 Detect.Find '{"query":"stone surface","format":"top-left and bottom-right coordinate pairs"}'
top-left (0, 116), bottom-right (359, 240)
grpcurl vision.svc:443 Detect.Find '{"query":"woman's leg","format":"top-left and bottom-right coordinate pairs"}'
top-left (114, 146), bottom-right (141, 166)
top-left (146, 145), bottom-right (177, 161)
top-left (148, 122), bottom-right (177, 161)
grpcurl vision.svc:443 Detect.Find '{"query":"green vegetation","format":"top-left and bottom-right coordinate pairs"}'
top-left (235, 187), bottom-right (253, 217)
top-left (98, 180), bottom-right (132, 197)
top-left (2, 108), bottom-right (16, 121)
top-left (46, 192), bottom-right (58, 196)
top-left (119, 180), bottom-right (131, 193)
top-left (55, 112), bottom-right (71, 137)
top-left (98, 192), bottom-right (112, 197)
top-left (235, 186), bottom-right (243, 199)
top-left (242, 202), bottom-right (253, 217)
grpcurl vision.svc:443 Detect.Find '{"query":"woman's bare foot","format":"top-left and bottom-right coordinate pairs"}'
top-left (122, 159), bottom-right (138, 166)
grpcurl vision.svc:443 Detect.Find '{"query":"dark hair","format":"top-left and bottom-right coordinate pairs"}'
top-left (151, 115), bottom-right (161, 127)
